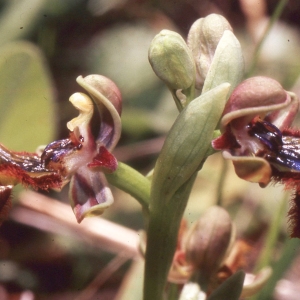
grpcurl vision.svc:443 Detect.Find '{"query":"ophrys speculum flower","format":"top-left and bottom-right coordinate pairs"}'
top-left (212, 76), bottom-right (300, 237)
top-left (0, 74), bottom-right (122, 224)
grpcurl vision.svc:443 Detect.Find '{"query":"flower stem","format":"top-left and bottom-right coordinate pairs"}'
top-left (250, 192), bottom-right (289, 300)
top-left (254, 193), bottom-right (288, 273)
top-left (216, 158), bottom-right (228, 206)
top-left (106, 161), bottom-right (150, 212)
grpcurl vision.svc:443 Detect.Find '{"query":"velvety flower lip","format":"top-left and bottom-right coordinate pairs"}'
top-left (41, 74), bottom-right (122, 222)
top-left (0, 143), bottom-right (63, 224)
top-left (0, 143), bottom-right (62, 189)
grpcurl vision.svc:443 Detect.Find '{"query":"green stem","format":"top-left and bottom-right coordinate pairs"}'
top-left (246, 0), bottom-right (288, 77)
top-left (166, 283), bottom-right (180, 300)
top-left (143, 172), bottom-right (197, 300)
top-left (106, 161), bottom-right (150, 212)
top-left (250, 193), bottom-right (288, 300)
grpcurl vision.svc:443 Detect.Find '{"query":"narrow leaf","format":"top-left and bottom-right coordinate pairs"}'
top-left (207, 270), bottom-right (245, 300)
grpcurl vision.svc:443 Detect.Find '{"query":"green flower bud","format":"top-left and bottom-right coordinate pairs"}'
top-left (148, 30), bottom-right (195, 98)
top-left (187, 14), bottom-right (232, 89)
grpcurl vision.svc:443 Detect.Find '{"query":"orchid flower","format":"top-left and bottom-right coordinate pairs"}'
top-left (212, 76), bottom-right (300, 237)
top-left (0, 74), bottom-right (122, 224)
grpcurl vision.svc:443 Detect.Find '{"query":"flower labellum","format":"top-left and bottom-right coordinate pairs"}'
top-left (0, 144), bottom-right (63, 223)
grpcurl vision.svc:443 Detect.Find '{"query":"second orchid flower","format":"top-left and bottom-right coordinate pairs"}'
top-left (212, 76), bottom-right (300, 237)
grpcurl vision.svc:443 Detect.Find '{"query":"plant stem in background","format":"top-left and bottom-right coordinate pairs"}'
top-left (252, 238), bottom-right (300, 300)
top-left (216, 158), bottom-right (228, 206)
top-left (254, 193), bottom-right (288, 273)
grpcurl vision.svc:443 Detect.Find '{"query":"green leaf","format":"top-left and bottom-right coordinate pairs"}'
top-left (202, 30), bottom-right (244, 95)
top-left (207, 270), bottom-right (245, 300)
top-left (0, 41), bottom-right (55, 152)
top-left (0, 0), bottom-right (49, 46)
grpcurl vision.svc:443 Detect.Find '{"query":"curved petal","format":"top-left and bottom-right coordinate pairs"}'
top-left (268, 91), bottom-right (299, 130)
top-left (76, 75), bottom-right (122, 151)
top-left (223, 151), bottom-right (272, 186)
top-left (201, 30), bottom-right (244, 95)
top-left (69, 166), bottom-right (114, 223)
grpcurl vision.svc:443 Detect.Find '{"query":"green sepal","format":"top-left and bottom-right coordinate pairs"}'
top-left (202, 30), bottom-right (244, 95)
top-left (150, 82), bottom-right (231, 207)
top-left (187, 14), bottom-right (232, 90)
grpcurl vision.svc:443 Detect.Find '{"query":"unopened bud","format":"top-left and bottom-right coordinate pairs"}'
top-left (148, 30), bottom-right (195, 91)
top-left (187, 14), bottom-right (232, 89)
top-left (184, 206), bottom-right (234, 287)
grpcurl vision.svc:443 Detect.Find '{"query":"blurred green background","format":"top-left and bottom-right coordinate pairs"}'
top-left (0, 0), bottom-right (300, 299)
